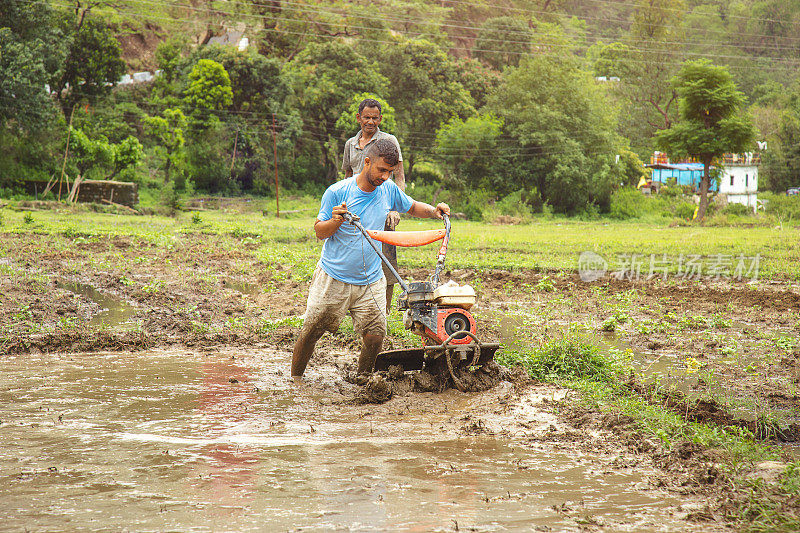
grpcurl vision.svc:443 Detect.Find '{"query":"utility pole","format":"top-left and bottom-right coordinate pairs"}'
top-left (271, 113), bottom-right (280, 218)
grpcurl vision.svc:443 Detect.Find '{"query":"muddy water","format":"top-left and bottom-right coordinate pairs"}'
top-left (1, 349), bottom-right (696, 532)
top-left (56, 280), bottom-right (137, 327)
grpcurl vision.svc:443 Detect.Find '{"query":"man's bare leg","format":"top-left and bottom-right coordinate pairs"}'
top-left (357, 332), bottom-right (384, 375)
top-left (291, 324), bottom-right (326, 379)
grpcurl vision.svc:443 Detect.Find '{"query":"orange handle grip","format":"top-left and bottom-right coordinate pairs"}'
top-left (365, 229), bottom-right (446, 247)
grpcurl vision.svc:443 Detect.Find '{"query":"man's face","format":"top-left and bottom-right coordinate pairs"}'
top-left (364, 156), bottom-right (398, 188)
top-left (356, 106), bottom-right (382, 135)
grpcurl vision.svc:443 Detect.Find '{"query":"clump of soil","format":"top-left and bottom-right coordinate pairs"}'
top-left (351, 359), bottom-right (510, 404)
top-left (356, 373), bottom-right (392, 404)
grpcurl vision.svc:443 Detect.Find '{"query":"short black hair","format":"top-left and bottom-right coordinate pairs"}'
top-left (365, 138), bottom-right (399, 167)
top-left (358, 98), bottom-right (382, 115)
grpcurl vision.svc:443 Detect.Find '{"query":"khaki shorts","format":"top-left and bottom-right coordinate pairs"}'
top-left (302, 265), bottom-right (387, 337)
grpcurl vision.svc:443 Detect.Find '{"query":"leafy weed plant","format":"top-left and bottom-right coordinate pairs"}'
top-left (497, 336), bottom-right (619, 383)
top-left (601, 309), bottom-right (630, 332)
top-left (536, 275), bottom-right (555, 292)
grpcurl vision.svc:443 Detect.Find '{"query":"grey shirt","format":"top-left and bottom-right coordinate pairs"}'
top-left (342, 128), bottom-right (403, 175)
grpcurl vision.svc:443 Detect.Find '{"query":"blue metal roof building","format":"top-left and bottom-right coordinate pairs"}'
top-left (646, 163), bottom-right (718, 192)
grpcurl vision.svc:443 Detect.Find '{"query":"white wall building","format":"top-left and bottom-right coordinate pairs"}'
top-left (718, 153), bottom-right (759, 209)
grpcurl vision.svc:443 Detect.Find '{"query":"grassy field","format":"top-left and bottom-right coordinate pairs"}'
top-left (2, 204), bottom-right (799, 281)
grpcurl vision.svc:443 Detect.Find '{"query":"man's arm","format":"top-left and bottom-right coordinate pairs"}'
top-left (314, 202), bottom-right (348, 240)
top-left (386, 163), bottom-right (406, 228)
top-left (407, 201), bottom-right (450, 219)
top-left (392, 136), bottom-right (406, 191)
top-left (394, 162), bottom-right (405, 191)
top-left (342, 140), bottom-right (352, 178)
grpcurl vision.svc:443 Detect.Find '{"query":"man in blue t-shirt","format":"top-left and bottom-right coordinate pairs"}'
top-left (292, 139), bottom-right (450, 383)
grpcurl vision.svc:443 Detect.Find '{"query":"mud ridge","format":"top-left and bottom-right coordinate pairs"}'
top-left (627, 379), bottom-right (800, 442)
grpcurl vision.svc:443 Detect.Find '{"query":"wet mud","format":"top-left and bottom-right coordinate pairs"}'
top-left (1, 348), bottom-right (728, 532)
top-left (2, 232), bottom-right (799, 529)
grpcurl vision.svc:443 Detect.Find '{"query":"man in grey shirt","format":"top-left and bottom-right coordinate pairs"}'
top-left (342, 98), bottom-right (406, 312)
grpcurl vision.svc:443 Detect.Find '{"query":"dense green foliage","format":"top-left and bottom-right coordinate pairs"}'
top-left (2, 0), bottom-right (798, 212)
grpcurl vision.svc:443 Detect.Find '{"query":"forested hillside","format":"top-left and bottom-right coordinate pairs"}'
top-left (2, 0), bottom-right (800, 214)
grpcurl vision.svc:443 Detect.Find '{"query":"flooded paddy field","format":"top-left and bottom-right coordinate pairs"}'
top-left (1, 222), bottom-right (799, 530)
top-left (2, 348), bottom-right (723, 532)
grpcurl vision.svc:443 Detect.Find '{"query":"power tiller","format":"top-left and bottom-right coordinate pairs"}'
top-left (342, 211), bottom-right (499, 389)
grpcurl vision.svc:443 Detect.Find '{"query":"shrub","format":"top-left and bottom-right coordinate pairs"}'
top-left (674, 202), bottom-right (696, 219)
top-left (660, 185), bottom-right (683, 198)
top-left (762, 191), bottom-right (800, 222)
top-left (497, 337), bottom-right (618, 383)
top-left (408, 162), bottom-right (443, 185)
top-left (462, 203), bottom-right (484, 221)
top-left (609, 187), bottom-right (645, 219)
top-left (483, 189), bottom-right (533, 222)
top-left (722, 203), bottom-right (752, 216)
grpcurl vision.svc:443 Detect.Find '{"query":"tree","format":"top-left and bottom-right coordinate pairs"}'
top-left (486, 49), bottom-right (622, 213)
top-left (473, 16), bottom-right (533, 71)
top-left (177, 46), bottom-right (300, 193)
top-left (68, 128), bottom-right (113, 179)
top-left (0, 30), bottom-right (56, 133)
top-left (188, 45), bottom-right (290, 115)
top-left (375, 38), bottom-right (474, 176)
top-left (155, 37), bottom-right (190, 85)
top-left (656, 60), bottom-right (756, 221)
top-left (183, 58), bottom-right (233, 113)
top-left (66, 128), bottom-right (142, 180)
top-left (750, 81), bottom-right (800, 192)
top-left (145, 108), bottom-right (187, 186)
top-left (0, 0), bottom-right (62, 133)
top-left (435, 114), bottom-right (504, 190)
top-left (109, 136), bottom-right (144, 180)
top-left (588, 0), bottom-right (687, 153)
top-left (52, 17), bottom-right (126, 116)
top-left (285, 41), bottom-right (388, 181)
top-left (454, 57), bottom-right (502, 111)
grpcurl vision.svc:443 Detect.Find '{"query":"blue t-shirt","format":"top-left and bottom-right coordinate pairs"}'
top-left (317, 177), bottom-right (414, 285)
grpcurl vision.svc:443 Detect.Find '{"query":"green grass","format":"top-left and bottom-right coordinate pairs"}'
top-left (2, 205), bottom-right (799, 280)
top-left (736, 463), bottom-right (800, 532)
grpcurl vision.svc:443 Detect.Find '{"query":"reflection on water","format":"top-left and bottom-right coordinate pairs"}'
top-left (223, 279), bottom-right (262, 295)
top-left (1, 349), bottom-right (690, 531)
top-left (56, 280), bottom-right (136, 327)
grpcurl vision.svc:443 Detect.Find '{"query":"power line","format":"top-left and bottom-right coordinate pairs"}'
top-left (147, 0), bottom-right (800, 51)
top-left (175, 0), bottom-right (800, 48)
top-left (45, 1), bottom-right (800, 74)
top-left (93, 0), bottom-right (800, 57)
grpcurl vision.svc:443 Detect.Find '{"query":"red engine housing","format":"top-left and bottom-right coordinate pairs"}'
top-left (422, 307), bottom-right (477, 346)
